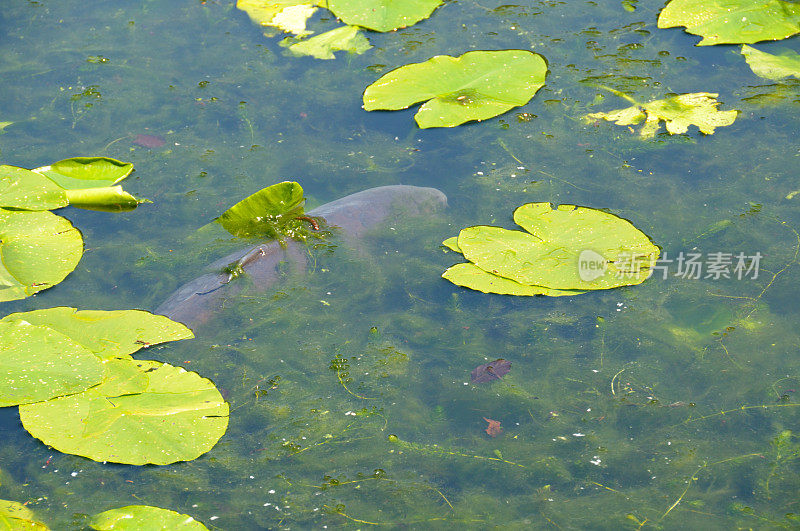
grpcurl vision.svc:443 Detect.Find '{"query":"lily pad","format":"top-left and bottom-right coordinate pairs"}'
top-left (741, 45), bottom-right (800, 80)
top-left (455, 203), bottom-right (659, 291)
top-left (33, 157), bottom-right (133, 189)
top-left (0, 165), bottom-right (67, 210)
top-left (0, 209), bottom-right (83, 302)
top-left (284, 25), bottom-right (372, 60)
top-left (442, 262), bottom-right (583, 296)
top-left (0, 307), bottom-right (193, 360)
top-left (89, 505), bottom-right (208, 530)
top-left (19, 358), bottom-right (229, 465)
top-left (584, 92), bottom-right (738, 138)
top-left (217, 181), bottom-right (306, 238)
top-left (320, 0), bottom-right (442, 32)
top-left (0, 320), bottom-right (105, 407)
top-left (237, 0), bottom-right (317, 35)
top-left (658, 0), bottom-right (800, 46)
top-left (363, 50), bottom-right (548, 128)
top-left (0, 499), bottom-right (49, 530)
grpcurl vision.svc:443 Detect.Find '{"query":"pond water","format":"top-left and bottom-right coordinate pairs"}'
top-left (1, 0), bottom-right (799, 528)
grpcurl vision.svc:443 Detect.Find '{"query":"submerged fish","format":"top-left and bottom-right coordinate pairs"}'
top-left (155, 185), bottom-right (447, 328)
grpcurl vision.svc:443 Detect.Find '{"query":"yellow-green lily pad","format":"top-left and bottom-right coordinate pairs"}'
top-left (741, 45), bottom-right (800, 80)
top-left (363, 50), bottom-right (548, 128)
top-left (0, 165), bottom-right (67, 211)
top-left (19, 358), bottom-right (229, 465)
top-left (0, 320), bottom-right (105, 407)
top-left (89, 505), bottom-right (207, 530)
top-left (320, 0), bottom-right (442, 32)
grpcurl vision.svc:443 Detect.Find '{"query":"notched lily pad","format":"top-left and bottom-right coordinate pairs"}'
top-left (363, 50), bottom-right (548, 128)
top-left (216, 181), bottom-right (308, 239)
top-left (584, 92), bottom-right (738, 138)
top-left (0, 307), bottom-right (193, 360)
top-left (320, 0), bottom-right (443, 32)
top-left (0, 209), bottom-right (83, 301)
top-left (658, 0), bottom-right (800, 46)
top-left (741, 45), bottom-right (800, 80)
top-left (0, 320), bottom-right (105, 407)
top-left (89, 505), bottom-right (208, 530)
top-left (19, 358), bottom-right (229, 465)
top-left (442, 202), bottom-right (659, 294)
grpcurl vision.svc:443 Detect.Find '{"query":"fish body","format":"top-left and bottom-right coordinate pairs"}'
top-left (155, 185), bottom-right (447, 328)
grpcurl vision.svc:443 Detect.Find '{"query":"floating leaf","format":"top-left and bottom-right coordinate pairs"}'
top-left (31, 157), bottom-right (144, 212)
top-left (285, 25), bottom-right (371, 60)
top-left (363, 50), bottom-right (548, 128)
top-left (0, 209), bottom-right (83, 301)
top-left (19, 358), bottom-right (229, 465)
top-left (657, 0), bottom-right (800, 46)
top-left (0, 165), bottom-right (68, 210)
top-left (320, 0), bottom-right (442, 32)
top-left (89, 505), bottom-right (208, 530)
top-left (237, 0), bottom-right (317, 35)
top-left (0, 499), bottom-right (49, 530)
top-left (741, 45), bottom-right (800, 80)
top-left (0, 320), bottom-right (105, 407)
top-left (442, 262), bottom-right (581, 296)
top-left (471, 359), bottom-right (511, 383)
top-left (0, 307), bottom-right (193, 360)
top-left (584, 92), bottom-right (738, 138)
top-left (33, 157), bottom-right (133, 189)
top-left (217, 181), bottom-right (306, 238)
top-left (447, 203), bottom-right (659, 292)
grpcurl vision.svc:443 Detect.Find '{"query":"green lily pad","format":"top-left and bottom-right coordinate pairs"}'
top-left (584, 92), bottom-right (738, 138)
top-left (0, 122), bottom-right (12, 132)
top-left (741, 45), bottom-right (800, 80)
top-left (237, 0), bottom-right (317, 35)
top-left (0, 499), bottom-right (49, 530)
top-left (217, 181), bottom-right (306, 238)
top-left (284, 25), bottom-right (371, 59)
top-left (0, 307), bottom-right (193, 360)
top-left (363, 50), bottom-right (548, 128)
top-left (33, 157), bottom-right (133, 189)
top-left (19, 358), bottom-right (229, 465)
top-left (0, 165), bottom-right (68, 210)
top-left (457, 203), bottom-right (659, 291)
top-left (89, 505), bottom-right (208, 530)
top-left (320, 0), bottom-right (442, 32)
top-left (0, 320), bottom-right (105, 407)
top-left (442, 262), bottom-right (583, 296)
top-left (658, 0), bottom-right (800, 46)
top-left (0, 209), bottom-right (83, 302)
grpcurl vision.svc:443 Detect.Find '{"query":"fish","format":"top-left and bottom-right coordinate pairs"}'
top-left (470, 359), bottom-right (511, 383)
top-left (155, 185), bottom-right (447, 328)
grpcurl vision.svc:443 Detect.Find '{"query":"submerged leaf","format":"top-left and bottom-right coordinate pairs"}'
top-left (0, 307), bottom-right (193, 360)
top-left (320, 0), bottom-right (442, 32)
top-left (471, 359), bottom-right (511, 383)
top-left (19, 358), bottom-right (229, 465)
top-left (658, 0), bottom-right (800, 46)
top-left (483, 417), bottom-right (502, 437)
top-left (0, 320), bottom-right (105, 407)
top-left (0, 209), bottom-right (83, 301)
top-left (0, 165), bottom-right (68, 210)
top-left (741, 45), bottom-right (800, 80)
top-left (89, 505), bottom-right (208, 530)
top-left (584, 92), bottom-right (738, 138)
top-left (363, 50), bottom-right (547, 128)
top-left (285, 25), bottom-right (371, 60)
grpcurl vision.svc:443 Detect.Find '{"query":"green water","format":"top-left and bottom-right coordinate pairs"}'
top-left (1, 0), bottom-right (799, 528)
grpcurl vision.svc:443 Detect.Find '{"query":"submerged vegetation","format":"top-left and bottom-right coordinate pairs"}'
top-left (0, 0), bottom-right (798, 528)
